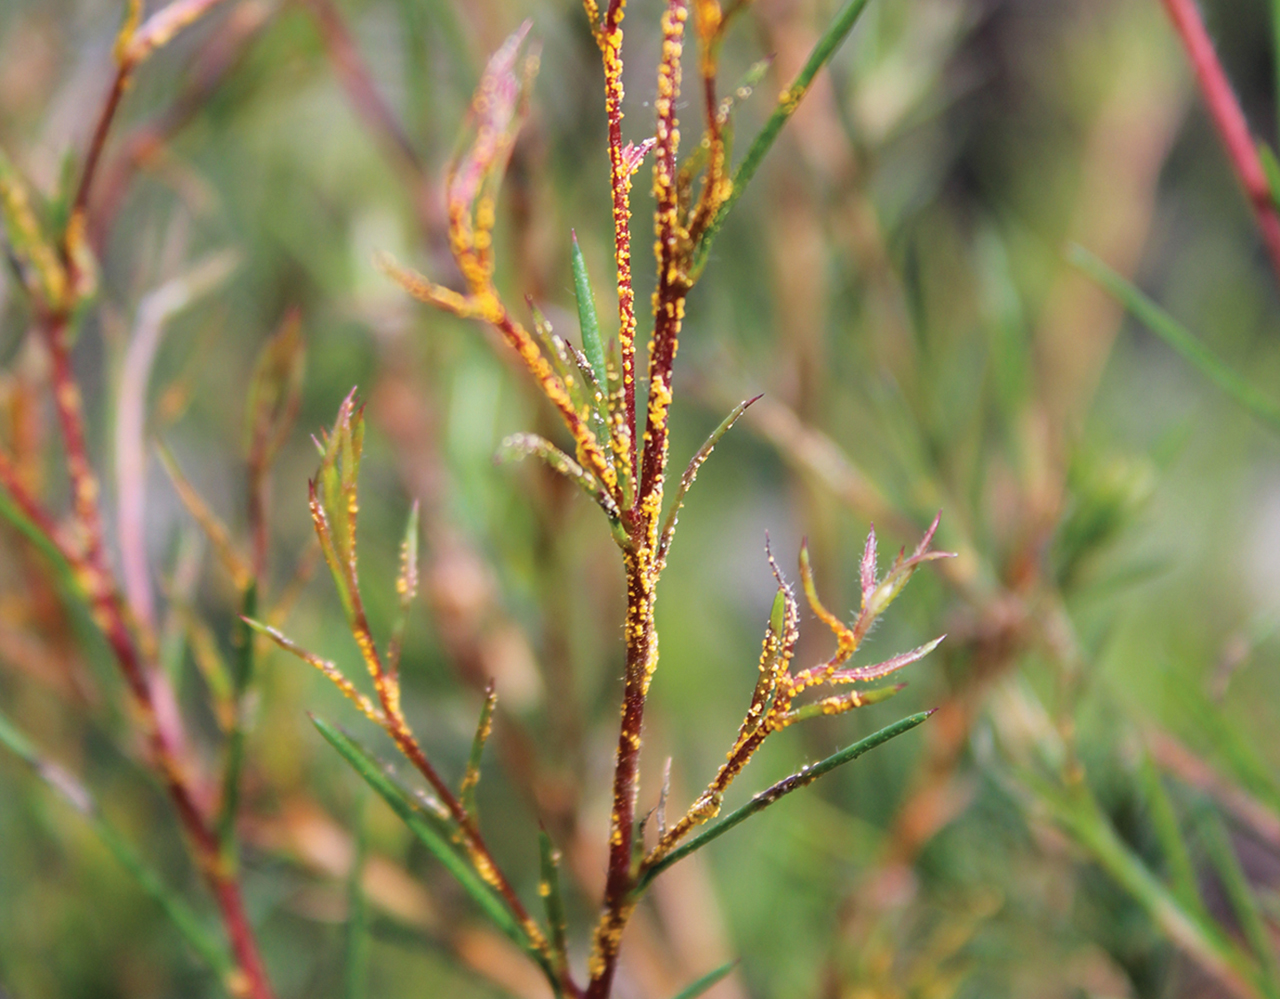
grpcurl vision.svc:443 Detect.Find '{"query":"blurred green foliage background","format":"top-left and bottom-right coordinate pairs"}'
top-left (2, 0), bottom-right (1280, 996)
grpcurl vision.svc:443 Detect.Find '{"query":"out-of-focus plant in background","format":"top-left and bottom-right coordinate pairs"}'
top-left (3, 0), bottom-right (1280, 997)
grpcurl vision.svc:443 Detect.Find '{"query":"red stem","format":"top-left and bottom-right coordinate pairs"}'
top-left (43, 315), bottom-right (276, 999)
top-left (1160, 0), bottom-right (1280, 287)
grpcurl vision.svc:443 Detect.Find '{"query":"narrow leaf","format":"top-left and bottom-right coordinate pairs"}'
top-left (859, 526), bottom-right (878, 608)
top-left (691, 0), bottom-right (875, 276)
top-left (571, 230), bottom-right (607, 387)
top-left (537, 827), bottom-right (569, 976)
top-left (156, 441), bottom-right (252, 589)
top-left (668, 960), bottom-right (738, 999)
top-left (216, 581), bottom-right (258, 856)
top-left (386, 501), bottom-right (420, 678)
top-left (1070, 245), bottom-right (1280, 433)
top-left (658, 395), bottom-right (761, 563)
top-left (1197, 808), bottom-right (1280, 990)
top-left (460, 681), bottom-right (497, 817)
top-left (1139, 752), bottom-right (1203, 916)
top-left (828, 635), bottom-right (946, 684)
top-left (246, 618), bottom-right (385, 724)
top-left (636, 711), bottom-right (932, 892)
top-left (780, 682), bottom-right (907, 724)
top-left (311, 716), bottom-right (529, 949)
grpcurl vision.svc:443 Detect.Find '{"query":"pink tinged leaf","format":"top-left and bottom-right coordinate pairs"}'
top-left (620, 138), bottom-right (657, 177)
top-left (447, 20), bottom-right (534, 212)
top-left (829, 635), bottom-right (946, 684)
top-left (914, 510), bottom-right (942, 559)
top-left (860, 525), bottom-right (878, 607)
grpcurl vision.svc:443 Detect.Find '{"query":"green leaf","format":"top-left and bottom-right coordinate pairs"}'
top-left (667, 960), bottom-right (737, 999)
top-left (635, 711), bottom-right (932, 893)
top-left (1031, 773), bottom-right (1265, 999)
top-left (0, 709), bottom-right (234, 980)
top-left (1069, 245), bottom-right (1280, 433)
top-left (1197, 807), bottom-right (1280, 992)
top-left (460, 682), bottom-right (497, 817)
top-left (658, 395), bottom-right (761, 563)
top-left (386, 501), bottom-right (420, 677)
top-left (570, 230), bottom-right (607, 388)
top-left (691, 0), bottom-right (875, 277)
top-left (537, 827), bottom-right (569, 978)
top-left (1138, 752), bottom-right (1202, 916)
top-left (310, 716), bottom-right (529, 950)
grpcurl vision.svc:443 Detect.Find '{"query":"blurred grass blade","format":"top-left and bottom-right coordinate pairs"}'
top-left (1139, 752), bottom-right (1203, 916)
top-left (667, 960), bottom-right (737, 999)
top-left (1033, 774), bottom-right (1265, 999)
top-left (570, 230), bottom-right (607, 387)
top-left (245, 307), bottom-right (306, 468)
top-left (692, 0), bottom-right (874, 276)
top-left (310, 716), bottom-right (528, 949)
top-left (156, 441), bottom-right (253, 589)
top-left (1197, 807), bottom-right (1280, 992)
top-left (0, 709), bottom-right (234, 979)
top-left (217, 581), bottom-right (258, 858)
top-left (460, 681), bottom-right (497, 817)
top-left (636, 710), bottom-right (932, 892)
top-left (344, 796), bottom-right (370, 999)
top-left (1070, 245), bottom-right (1280, 433)
top-left (537, 827), bottom-right (568, 976)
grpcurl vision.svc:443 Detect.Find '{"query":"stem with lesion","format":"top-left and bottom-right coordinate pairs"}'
top-left (586, 3), bottom-right (689, 996)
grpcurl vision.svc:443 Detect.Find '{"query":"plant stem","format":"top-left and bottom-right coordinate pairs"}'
top-left (42, 312), bottom-right (276, 999)
top-left (588, 554), bottom-right (657, 998)
top-left (1158, 0), bottom-right (1280, 288)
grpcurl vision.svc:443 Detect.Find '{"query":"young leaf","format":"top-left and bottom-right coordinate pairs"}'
top-left (1070, 245), bottom-right (1280, 433)
top-left (667, 960), bottom-right (737, 999)
top-left (571, 230), bottom-right (607, 388)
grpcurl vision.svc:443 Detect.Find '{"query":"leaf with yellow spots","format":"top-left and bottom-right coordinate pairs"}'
top-left (537, 826), bottom-right (569, 978)
top-left (460, 681), bottom-right (497, 818)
